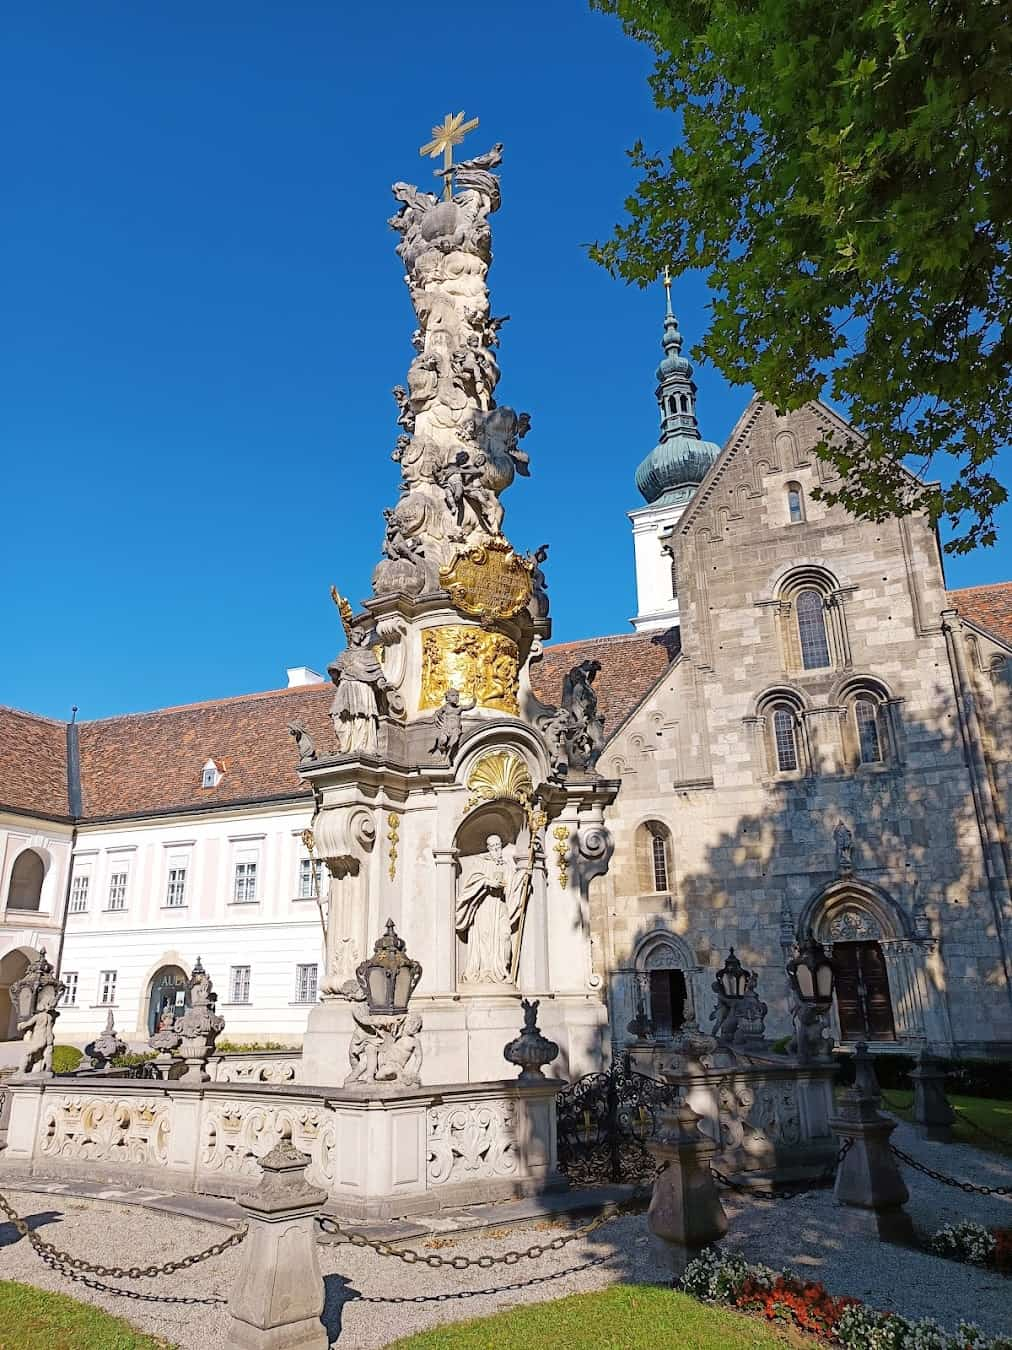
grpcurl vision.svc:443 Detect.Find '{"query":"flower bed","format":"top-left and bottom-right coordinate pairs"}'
top-left (680, 1248), bottom-right (1012, 1350)
top-left (928, 1222), bottom-right (1012, 1273)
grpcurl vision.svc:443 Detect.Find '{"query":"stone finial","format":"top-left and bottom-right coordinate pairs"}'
top-left (829, 1088), bottom-right (914, 1245)
top-left (504, 999), bottom-right (559, 1083)
top-left (83, 1008), bottom-right (127, 1070)
top-left (175, 957), bottom-right (225, 1084)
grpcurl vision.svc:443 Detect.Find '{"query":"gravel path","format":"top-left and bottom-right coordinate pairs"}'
top-left (0, 1122), bottom-right (1008, 1349)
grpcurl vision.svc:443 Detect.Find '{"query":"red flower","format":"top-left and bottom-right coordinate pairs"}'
top-left (734, 1274), bottom-right (859, 1337)
top-left (992, 1227), bottom-right (1012, 1272)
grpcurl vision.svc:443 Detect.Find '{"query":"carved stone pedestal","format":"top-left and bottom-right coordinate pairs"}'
top-left (225, 1143), bottom-right (327, 1350)
top-left (647, 1100), bottom-right (727, 1280)
top-left (830, 1089), bottom-right (914, 1245)
top-left (910, 1051), bottom-right (955, 1143)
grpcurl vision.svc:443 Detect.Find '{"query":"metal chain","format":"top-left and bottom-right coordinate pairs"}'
top-left (354, 1253), bottom-right (614, 1303)
top-left (35, 1254), bottom-right (228, 1307)
top-left (0, 1188), bottom-right (245, 1278)
top-left (317, 1187), bottom-right (651, 1268)
top-left (711, 1137), bottom-right (851, 1201)
top-left (889, 1144), bottom-right (1012, 1196)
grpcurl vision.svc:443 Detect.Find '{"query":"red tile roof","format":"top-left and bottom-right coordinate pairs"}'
top-left (529, 629), bottom-right (680, 737)
top-left (0, 707), bottom-right (70, 820)
top-left (949, 583), bottom-right (1012, 647)
top-left (76, 685), bottom-right (332, 819)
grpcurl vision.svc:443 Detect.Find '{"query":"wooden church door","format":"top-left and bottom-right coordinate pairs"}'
top-left (832, 941), bottom-right (896, 1041)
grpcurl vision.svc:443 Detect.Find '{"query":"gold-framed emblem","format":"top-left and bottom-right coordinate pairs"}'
top-left (439, 540), bottom-right (532, 623)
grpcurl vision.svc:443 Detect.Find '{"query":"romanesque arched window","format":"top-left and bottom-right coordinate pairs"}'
top-left (854, 698), bottom-right (882, 763)
top-left (772, 706), bottom-right (799, 772)
top-left (837, 680), bottom-right (895, 769)
top-left (786, 482), bottom-right (805, 524)
top-left (796, 589), bottom-right (831, 669)
top-left (637, 821), bottom-right (673, 894)
top-left (775, 568), bottom-right (846, 674)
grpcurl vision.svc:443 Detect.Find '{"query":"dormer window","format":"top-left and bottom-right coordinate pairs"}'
top-left (201, 758), bottom-right (223, 789)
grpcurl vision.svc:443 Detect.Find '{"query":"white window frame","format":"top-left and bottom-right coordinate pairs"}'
top-left (69, 873), bottom-right (90, 914)
top-left (297, 856), bottom-right (322, 900)
top-left (295, 963), bottom-right (318, 1004)
top-left (233, 857), bottom-right (258, 904)
top-left (63, 971), bottom-right (79, 1006)
top-left (98, 970), bottom-right (117, 1006)
top-left (107, 869), bottom-right (129, 911)
top-left (165, 863), bottom-right (188, 908)
top-left (229, 965), bottom-right (251, 1004)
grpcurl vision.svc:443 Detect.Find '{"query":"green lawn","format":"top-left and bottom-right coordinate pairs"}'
top-left (0, 1279), bottom-right (173, 1350)
top-left (883, 1092), bottom-right (1012, 1158)
top-left (384, 1284), bottom-right (807, 1350)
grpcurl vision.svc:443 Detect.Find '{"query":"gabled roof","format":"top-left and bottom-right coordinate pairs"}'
top-left (948, 583), bottom-right (1012, 648)
top-left (0, 707), bottom-right (70, 821)
top-left (76, 685), bottom-right (332, 820)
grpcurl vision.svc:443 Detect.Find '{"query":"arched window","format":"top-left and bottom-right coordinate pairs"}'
top-left (772, 707), bottom-right (799, 772)
top-left (7, 850), bottom-right (44, 912)
top-left (787, 482), bottom-right (805, 524)
top-left (796, 589), bottom-right (831, 669)
top-left (637, 821), bottom-right (673, 895)
top-left (854, 698), bottom-right (883, 763)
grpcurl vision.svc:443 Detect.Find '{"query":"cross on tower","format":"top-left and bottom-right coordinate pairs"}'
top-left (419, 110), bottom-right (480, 200)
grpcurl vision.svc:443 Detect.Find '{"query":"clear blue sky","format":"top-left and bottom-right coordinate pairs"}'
top-left (4, 2), bottom-right (1009, 721)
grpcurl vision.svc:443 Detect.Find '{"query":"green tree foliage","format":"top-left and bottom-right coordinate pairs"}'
top-left (591, 0), bottom-right (1010, 551)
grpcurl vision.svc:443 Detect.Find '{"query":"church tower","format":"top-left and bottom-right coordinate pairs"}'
top-left (629, 277), bottom-right (721, 632)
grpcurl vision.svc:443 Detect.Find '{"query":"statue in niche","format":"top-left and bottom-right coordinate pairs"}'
top-left (527, 543), bottom-right (550, 619)
top-left (431, 688), bottom-right (475, 759)
top-left (834, 822), bottom-right (854, 874)
top-left (562, 660), bottom-right (605, 770)
top-left (288, 719), bottom-right (317, 765)
top-left (328, 629), bottom-right (397, 756)
top-left (456, 834), bottom-right (530, 985)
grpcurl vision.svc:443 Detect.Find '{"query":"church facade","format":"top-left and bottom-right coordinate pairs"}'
top-left (2, 293), bottom-right (1011, 1061)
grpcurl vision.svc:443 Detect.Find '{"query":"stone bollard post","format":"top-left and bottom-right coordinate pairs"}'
top-left (829, 1088), bottom-right (914, 1246)
top-left (909, 1049), bottom-right (955, 1142)
top-left (225, 1143), bottom-right (328, 1350)
top-left (647, 1098), bottom-right (728, 1281)
top-left (851, 1042), bottom-right (881, 1104)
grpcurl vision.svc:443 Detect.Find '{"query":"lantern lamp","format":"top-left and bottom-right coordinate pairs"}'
top-left (716, 948), bottom-right (749, 999)
top-left (787, 931), bottom-right (835, 1006)
top-left (356, 918), bottom-right (422, 1017)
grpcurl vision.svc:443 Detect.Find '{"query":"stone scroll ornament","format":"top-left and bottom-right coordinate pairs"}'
top-left (373, 124), bottom-right (536, 603)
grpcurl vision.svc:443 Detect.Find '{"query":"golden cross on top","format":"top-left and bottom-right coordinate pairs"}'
top-left (420, 110), bottom-right (480, 199)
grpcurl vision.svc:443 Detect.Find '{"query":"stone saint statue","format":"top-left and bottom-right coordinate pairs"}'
top-left (328, 629), bottom-right (391, 756)
top-left (834, 821), bottom-right (854, 874)
top-left (431, 688), bottom-right (476, 759)
top-left (455, 835), bottom-right (529, 985)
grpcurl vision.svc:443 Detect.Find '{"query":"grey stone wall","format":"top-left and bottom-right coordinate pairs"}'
top-left (596, 399), bottom-right (1012, 1057)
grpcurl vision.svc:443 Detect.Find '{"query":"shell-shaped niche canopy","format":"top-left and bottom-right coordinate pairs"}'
top-left (465, 749), bottom-right (533, 811)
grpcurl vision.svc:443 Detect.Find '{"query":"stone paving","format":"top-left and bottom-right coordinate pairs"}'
top-left (0, 1122), bottom-right (1008, 1349)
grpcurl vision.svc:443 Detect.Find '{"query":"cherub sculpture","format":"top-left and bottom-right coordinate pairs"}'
top-left (431, 687), bottom-right (476, 759)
